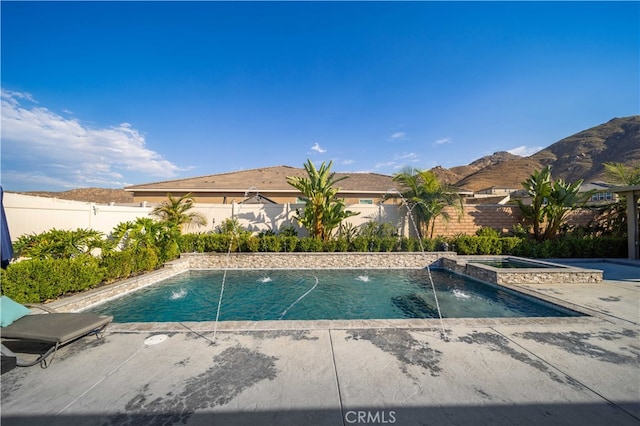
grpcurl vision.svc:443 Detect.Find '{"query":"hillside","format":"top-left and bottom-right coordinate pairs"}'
top-left (438, 115), bottom-right (640, 191)
top-left (20, 188), bottom-right (134, 204)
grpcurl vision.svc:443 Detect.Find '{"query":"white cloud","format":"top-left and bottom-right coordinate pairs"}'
top-left (341, 159), bottom-right (355, 165)
top-left (388, 132), bottom-right (406, 141)
top-left (507, 145), bottom-right (544, 157)
top-left (310, 142), bottom-right (327, 153)
top-left (373, 152), bottom-right (420, 172)
top-left (434, 137), bottom-right (451, 145)
top-left (0, 89), bottom-right (186, 190)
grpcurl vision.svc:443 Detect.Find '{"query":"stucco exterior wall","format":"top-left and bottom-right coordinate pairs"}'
top-left (4, 192), bottom-right (598, 241)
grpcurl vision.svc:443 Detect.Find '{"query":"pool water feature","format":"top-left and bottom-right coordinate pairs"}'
top-left (88, 269), bottom-right (583, 322)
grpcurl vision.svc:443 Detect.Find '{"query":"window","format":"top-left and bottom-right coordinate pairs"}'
top-left (359, 199), bottom-right (373, 205)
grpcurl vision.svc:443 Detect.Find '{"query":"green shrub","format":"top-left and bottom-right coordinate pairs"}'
top-left (1, 256), bottom-right (104, 303)
top-left (279, 236), bottom-right (298, 252)
top-left (240, 235), bottom-right (261, 252)
top-left (259, 235), bottom-right (281, 252)
top-left (13, 228), bottom-right (105, 260)
top-left (475, 237), bottom-right (502, 255)
top-left (400, 238), bottom-right (418, 252)
top-left (452, 236), bottom-right (478, 255)
top-left (297, 237), bottom-right (324, 252)
top-left (350, 236), bottom-right (369, 252)
top-left (132, 247), bottom-right (160, 272)
top-left (179, 234), bottom-right (206, 253)
top-left (333, 237), bottom-right (349, 252)
top-left (205, 234), bottom-right (232, 252)
top-left (476, 227), bottom-right (501, 238)
top-left (379, 237), bottom-right (399, 252)
top-left (278, 225), bottom-right (298, 237)
top-left (101, 249), bottom-right (135, 282)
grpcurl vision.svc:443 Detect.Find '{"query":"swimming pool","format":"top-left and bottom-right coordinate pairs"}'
top-left (88, 269), bottom-right (583, 322)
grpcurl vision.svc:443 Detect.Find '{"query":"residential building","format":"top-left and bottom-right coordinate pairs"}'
top-left (125, 165), bottom-right (399, 205)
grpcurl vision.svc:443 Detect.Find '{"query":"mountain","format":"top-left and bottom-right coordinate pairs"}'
top-left (435, 115), bottom-right (640, 191)
top-left (20, 188), bottom-right (134, 204)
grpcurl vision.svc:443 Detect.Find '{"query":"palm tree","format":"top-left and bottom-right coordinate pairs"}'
top-left (287, 159), bottom-right (359, 241)
top-left (517, 166), bottom-right (593, 240)
top-left (594, 162), bottom-right (640, 237)
top-left (603, 162), bottom-right (640, 186)
top-left (392, 168), bottom-right (463, 238)
top-left (516, 166), bottom-right (552, 241)
top-left (543, 178), bottom-right (594, 240)
top-left (151, 193), bottom-right (206, 233)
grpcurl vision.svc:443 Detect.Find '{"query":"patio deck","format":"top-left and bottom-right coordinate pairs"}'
top-left (2, 260), bottom-right (639, 425)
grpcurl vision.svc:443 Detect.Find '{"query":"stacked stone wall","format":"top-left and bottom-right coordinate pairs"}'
top-left (182, 252), bottom-right (457, 270)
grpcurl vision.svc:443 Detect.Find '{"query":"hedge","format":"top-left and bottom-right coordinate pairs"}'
top-left (1, 256), bottom-right (104, 304)
top-left (1, 247), bottom-right (163, 304)
top-left (178, 234), bottom-right (627, 258)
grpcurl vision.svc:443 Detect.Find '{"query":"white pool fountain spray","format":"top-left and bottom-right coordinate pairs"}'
top-left (386, 188), bottom-right (449, 341)
top-left (212, 187), bottom-right (259, 343)
top-left (279, 276), bottom-right (319, 320)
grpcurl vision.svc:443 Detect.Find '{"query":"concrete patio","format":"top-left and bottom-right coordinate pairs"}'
top-left (2, 260), bottom-right (639, 425)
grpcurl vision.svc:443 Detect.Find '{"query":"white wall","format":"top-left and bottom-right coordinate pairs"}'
top-left (4, 193), bottom-right (410, 241)
top-left (3, 193), bottom-right (154, 239)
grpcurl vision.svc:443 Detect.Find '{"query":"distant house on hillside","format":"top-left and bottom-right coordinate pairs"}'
top-left (581, 182), bottom-right (618, 204)
top-left (125, 165), bottom-right (399, 205)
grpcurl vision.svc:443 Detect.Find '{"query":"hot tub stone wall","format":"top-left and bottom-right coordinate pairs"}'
top-left (440, 258), bottom-right (602, 284)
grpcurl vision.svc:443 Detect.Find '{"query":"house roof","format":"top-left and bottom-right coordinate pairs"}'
top-left (125, 165), bottom-right (397, 194)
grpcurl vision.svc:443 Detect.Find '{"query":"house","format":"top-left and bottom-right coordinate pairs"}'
top-left (581, 182), bottom-right (618, 204)
top-left (124, 165), bottom-right (399, 205)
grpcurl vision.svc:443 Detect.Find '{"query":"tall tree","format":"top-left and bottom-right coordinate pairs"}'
top-left (517, 166), bottom-right (593, 240)
top-left (151, 193), bottom-right (206, 233)
top-left (603, 162), bottom-right (640, 186)
top-left (392, 168), bottom-right (463, 238)
top-left (287, 160), bottom-right (359, 241)
top-left (593, 162), bottom-right (640, 237)
top-left (516, 167), bottom-right (552, 241)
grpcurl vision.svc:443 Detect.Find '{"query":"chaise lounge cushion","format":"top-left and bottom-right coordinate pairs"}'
top-left (0, 296), bottom-right (31, 327)
top-left (1, 313), bottom-right (113, 344)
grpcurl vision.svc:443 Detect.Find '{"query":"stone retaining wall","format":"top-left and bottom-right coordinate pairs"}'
top-left (181, 252), bottom-right (458, 269)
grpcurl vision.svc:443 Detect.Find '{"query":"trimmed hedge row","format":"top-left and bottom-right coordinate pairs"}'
top-left (2, 235), bottom-right (627, 304)
top-left (1, 247), bottom-right (163, 304)
top-left (179, 234), bottom-right (627, 258)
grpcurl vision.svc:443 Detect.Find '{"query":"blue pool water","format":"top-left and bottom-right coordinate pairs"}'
top-left (88, 269), bottom-right (583, 322)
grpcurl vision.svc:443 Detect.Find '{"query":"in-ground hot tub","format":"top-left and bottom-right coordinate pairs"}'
top-left (440, 256), bottom-right (603, 285)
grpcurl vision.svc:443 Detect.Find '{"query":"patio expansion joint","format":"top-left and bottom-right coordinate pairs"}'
top-left (55, 343), bottom-right (148, 416)
top-left (328, 329), bottom-right (347, 426)
top-left (489, 326), bottom-right (640, 423)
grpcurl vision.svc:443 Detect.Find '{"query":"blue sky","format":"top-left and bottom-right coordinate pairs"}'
top-left (1, 1), bottom-right (638, 192)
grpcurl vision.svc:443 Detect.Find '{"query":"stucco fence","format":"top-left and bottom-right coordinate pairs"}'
top-left (4, 192), bottom-right (597, 242)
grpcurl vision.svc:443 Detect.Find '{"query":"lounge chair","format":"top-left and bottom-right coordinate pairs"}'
top-left (1, 296), bottom-right (113, 368)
